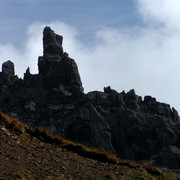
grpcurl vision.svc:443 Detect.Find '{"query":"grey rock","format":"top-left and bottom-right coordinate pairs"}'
top-left (2, 60), bottom-right (15, 77)
top-left (153, 146), bottom-right (180, 169)
top-left (43, 26), bottom-right (63, 57)
top-left (0, 60), bottom-right (19, 92)
top-left (0, 27), bottom-right (180, 170)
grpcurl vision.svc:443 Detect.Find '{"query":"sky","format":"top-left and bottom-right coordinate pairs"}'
top-left (1, 0), bottom-right (180, 113)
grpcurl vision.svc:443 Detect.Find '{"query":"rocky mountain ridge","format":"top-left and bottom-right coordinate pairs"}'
top-left (0, 27), bottom-right (180, 170)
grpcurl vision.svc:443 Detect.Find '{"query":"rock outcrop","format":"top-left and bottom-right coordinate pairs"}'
top-left (38, 27), bottom-right (83, 93)
top-left (0, 27), bottom-right (180, 170)
top-left (23, 27), bottom-right (83, 95)
top-left (0, 60), bottom-right (18, 92)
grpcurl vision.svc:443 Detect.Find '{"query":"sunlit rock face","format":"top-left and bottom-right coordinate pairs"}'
top-left (0, 27), bottom-right (180, 170)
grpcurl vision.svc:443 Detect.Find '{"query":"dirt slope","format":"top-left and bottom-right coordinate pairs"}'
top-left (0, 112), bottom-right (180, 180)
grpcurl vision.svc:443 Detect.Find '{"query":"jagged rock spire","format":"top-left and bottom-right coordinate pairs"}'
top-left (0, 60), bottom-right (18, 91)
top-left (43, 26), bottom-right (63, 57)
top-left (38, 27), bottom-right (84, 93)
top-left (2, 60), bottom-right (15, 77)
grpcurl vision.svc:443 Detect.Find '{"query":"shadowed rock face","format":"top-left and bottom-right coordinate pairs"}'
top-left (24, 27), bottom-right (83, 93)
top-left (2, 60), bottom-right (15, 77)
top-left (0, 61), bottom-right (18, 92)
top-left (38, 27), bottom-right (83, 92)
top-left (0, 27), bottom-right (180, 170)
top-left (43, 26), bottom-right (63, 57)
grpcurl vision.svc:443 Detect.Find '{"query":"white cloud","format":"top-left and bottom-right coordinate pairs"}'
top-left (1, 1), bottom-right (180, 112)
top-left (137, 0), bottom-right (180, 30)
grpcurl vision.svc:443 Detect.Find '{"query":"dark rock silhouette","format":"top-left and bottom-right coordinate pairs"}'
top-left (0, 60), bottom-right (18, 92)
top-left (43, 26), bottom-right (63, 57)
top-left (0, 27), bottom-right (180, 170)
top-left (38, 27), bottom-right (83, 92)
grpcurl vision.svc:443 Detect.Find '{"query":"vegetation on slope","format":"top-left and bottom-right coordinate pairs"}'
top-left (0, 111), bottom-right (180, 179)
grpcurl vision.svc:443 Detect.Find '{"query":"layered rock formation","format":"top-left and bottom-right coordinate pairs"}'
top-left (0, 27), bottom-right (180, 170)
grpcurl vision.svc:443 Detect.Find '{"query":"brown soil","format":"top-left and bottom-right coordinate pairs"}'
top-left (0, 112), bottom-right (180, 180)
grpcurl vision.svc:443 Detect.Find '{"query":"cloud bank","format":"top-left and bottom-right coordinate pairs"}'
top-left (1, 0), bottom-right (180, 112)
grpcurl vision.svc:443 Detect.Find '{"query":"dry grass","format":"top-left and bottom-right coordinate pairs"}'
top-left (142, 163), bottom-right (163, 176)
top-left (1, 111), bottom-right (180, 179)
top-left (118, 160), bottom-right (141, 169)
top-left (0, 112), bottom-right (118, 164)
top-left (0, 111), bottom-right (33, 135)
top-left (31, 127), bottom-right (118, 164)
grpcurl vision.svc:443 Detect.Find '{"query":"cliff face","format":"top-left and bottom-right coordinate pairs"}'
top-left (0, 27), bottom-right (180, 170)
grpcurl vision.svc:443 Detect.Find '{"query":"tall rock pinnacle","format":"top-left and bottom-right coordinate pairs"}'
top-left (38, 26), bottom-right (84, 94)
top-left (43, 26), bottom-right (63, 57)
